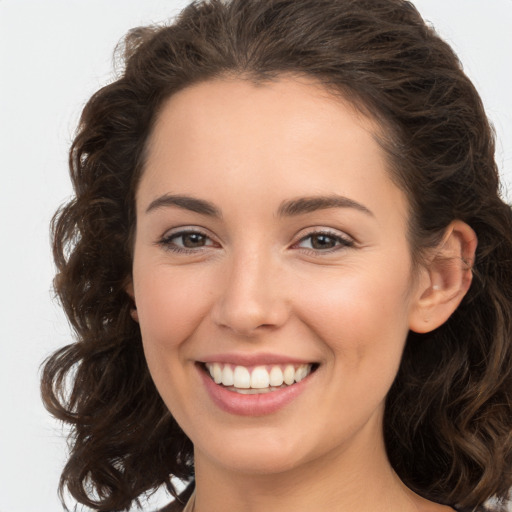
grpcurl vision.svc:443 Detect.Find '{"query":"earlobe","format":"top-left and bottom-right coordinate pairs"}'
top-left (125, 280), bottom-right (140, 323)
top-left (409, 220), bottom-right (477, 334)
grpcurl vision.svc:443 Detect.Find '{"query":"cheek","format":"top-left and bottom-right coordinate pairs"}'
top-left (295, 268), bottom-right (413, 432)
top-left (296, 265), bottom-right (413, 367)
top-left (132, 264), bottom-right (217, 420)
top-left (134, 265), bottom-right (215, 351)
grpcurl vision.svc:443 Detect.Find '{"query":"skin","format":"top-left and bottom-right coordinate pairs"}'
top-left (130, 76), bottom-right (475, 512)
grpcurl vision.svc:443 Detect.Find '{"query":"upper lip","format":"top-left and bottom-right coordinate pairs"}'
top-left (198, 352), bottom-right (316, 366)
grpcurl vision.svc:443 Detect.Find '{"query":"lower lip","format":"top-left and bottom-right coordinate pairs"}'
top-left (198, 365), bottom-right (313, 416)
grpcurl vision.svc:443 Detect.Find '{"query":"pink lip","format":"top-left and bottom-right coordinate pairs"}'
top-left (197, 363), bottom-right (315, 416)
top-left (199, 352), bottom-right (314, 366)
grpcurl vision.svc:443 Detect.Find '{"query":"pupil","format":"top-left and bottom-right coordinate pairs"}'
top-left (183, 233), bottom-right (205, 248)
top-left (312, 234), bottom-right (335, 249)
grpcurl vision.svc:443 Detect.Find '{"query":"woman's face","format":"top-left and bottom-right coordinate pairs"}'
top-left (131, 77), bottom-right (424, 475)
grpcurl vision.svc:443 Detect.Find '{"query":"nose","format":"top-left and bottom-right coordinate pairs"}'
top-left (211, 249), bottom-right (290, 338)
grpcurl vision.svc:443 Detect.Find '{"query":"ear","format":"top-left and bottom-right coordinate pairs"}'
top-left (125, 279), bottom-right (139, 323)
top-left (409, 220), bottom-right (477, 334)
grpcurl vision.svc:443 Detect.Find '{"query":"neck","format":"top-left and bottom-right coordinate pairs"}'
top-left (192, 420), bottom-right (431, 512)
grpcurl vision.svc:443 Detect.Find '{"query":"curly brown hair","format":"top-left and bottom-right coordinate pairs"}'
top-left (41, 0), bottom-right (512, 510)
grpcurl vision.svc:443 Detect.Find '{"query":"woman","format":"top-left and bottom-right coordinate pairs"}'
top-left (41, 0), bottom-right (512, 511)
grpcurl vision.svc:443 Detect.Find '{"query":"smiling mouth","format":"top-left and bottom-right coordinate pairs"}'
top-left (200, 362), bottom-right (319, 394)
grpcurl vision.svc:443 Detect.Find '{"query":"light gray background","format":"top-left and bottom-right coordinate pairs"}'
top-left (1, 1), bottom-right (511, 511)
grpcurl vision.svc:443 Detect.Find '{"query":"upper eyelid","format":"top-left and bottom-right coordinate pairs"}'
top-left (294, 226), bottom-right (354, 242)
top-left (161, 225), bottom-right (216, 240)
top-left (294, 234), bottom-right (353, 250)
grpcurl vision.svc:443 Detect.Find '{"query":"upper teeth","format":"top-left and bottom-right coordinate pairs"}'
top-left (205, 363), bottom-right (312, 389)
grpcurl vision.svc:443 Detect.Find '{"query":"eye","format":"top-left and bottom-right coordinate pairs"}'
top-left (158, 229), bottom-right (218, 253)
top-left (295, 231), bottom-right (354, 253)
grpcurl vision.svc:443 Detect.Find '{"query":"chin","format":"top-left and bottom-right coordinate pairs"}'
top-left (195, 433), bottom-right (312, 475)
top-left (216, 452), bottom-right (303, 475)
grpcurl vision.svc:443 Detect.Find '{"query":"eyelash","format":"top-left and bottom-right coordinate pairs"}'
top-left (293, 230), bottom-right (355, 254)
top-left (157, 229), bottom-right (217, 254)
top-left (157, 228), bottom-right (354, 255)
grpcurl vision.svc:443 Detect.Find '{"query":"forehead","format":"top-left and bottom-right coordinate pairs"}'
top-left (148, 76), bottom-right (381, 160)
top-left (139, 76), bottom-right (407, 225)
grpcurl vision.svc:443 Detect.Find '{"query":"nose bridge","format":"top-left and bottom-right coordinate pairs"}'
top-left (213, 243), bottom-right (287, 336)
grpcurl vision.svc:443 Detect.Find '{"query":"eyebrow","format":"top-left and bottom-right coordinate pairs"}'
top-left (278, 195), bottom-right (373, 217)
top-left (145, 194), bottom-right (222, 217)
top-left (145, 193), bottom-right (373, 218)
